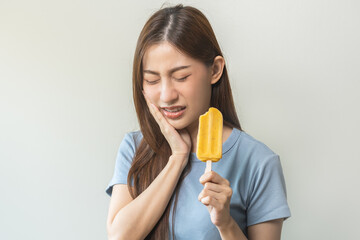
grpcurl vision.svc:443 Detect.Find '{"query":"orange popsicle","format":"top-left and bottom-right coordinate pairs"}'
top-left (196, 107), bottom-right (223, 173)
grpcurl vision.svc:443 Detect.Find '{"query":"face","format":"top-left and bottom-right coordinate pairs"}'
top-left (142, 42), bottom-right (213, 132)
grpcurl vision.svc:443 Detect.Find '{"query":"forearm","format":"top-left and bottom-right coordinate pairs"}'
top-left (108, 155), bottom-right (186, 240)
top-left (218, 217), bottom-right (247, 240)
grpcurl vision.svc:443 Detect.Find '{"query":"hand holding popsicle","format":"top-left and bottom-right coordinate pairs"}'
top-left (198, 171), bottom-right (233, 228)
top-left (196, 107), bottom-right (234, 228)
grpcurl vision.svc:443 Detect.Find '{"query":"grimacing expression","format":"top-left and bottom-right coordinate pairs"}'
top-left (142, 42), bottom-right (214, 131)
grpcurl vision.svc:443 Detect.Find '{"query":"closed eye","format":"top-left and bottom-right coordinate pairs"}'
top-left (144, 79), bottom-right (160, 85)
top-left (175, 74), bottom-right (191, 81)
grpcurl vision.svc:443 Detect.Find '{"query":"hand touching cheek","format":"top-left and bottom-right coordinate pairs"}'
top-left (143, 91), bottom-right (191, 165)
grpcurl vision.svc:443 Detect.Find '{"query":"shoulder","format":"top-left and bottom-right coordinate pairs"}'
top-left (233, 128), bottom-right (280, 168)
top-left (119, 130), bottom-right (143, 154)
top-left (125, 130), bottom-right (143, 145)
top-left (238, 130), bottom-right (276, 155)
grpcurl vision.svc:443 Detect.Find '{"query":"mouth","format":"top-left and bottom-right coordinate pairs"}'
top-left (161, 106), bottom-right (186, 119)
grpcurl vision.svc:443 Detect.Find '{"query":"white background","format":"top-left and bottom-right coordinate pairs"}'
top-left (1, 0), bottom-right (359, 239)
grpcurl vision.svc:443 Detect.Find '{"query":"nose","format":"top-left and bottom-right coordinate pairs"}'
top-left (160, 79), bottom-right (178, 104)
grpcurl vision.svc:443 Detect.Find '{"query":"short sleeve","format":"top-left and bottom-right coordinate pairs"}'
top-left (105, 132), bottom-right (138, 197)
top-left (247, 154), bottom-right (291, 226)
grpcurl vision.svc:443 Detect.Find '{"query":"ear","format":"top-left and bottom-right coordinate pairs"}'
top-left (210, 56), bottom-right (225, 85)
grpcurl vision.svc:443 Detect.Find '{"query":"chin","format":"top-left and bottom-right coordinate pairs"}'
top-left (168, 119), bottom-right (189, 130)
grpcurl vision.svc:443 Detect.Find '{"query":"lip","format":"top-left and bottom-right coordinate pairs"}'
top-left (161, 106), bottom-right (186, 119)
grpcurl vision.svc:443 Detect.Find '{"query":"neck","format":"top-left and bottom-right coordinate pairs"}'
top-left (185, 120), bottom-right (199, 153)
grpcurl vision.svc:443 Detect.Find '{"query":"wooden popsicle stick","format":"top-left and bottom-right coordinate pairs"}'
top-left (204, 160), bottom-right (212, 212)
top-left (205, 160), bottom-right (212, 173)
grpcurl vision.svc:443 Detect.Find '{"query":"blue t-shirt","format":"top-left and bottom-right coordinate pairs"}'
top-left (106, 128), bottom-right (291, 239)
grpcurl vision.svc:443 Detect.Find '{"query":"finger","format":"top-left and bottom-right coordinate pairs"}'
top-left (200, 196), bottom-right (222, 210)
top-left (199, 188), bottom-right (228, 202)
top-left (143, 94), bottom-right (163, 125)
top-left (142, 91), bottom-right (173, 135)
top-left (150, 105), bottom-right (179, 144)
top-left (204, 182), bottom-right (233, 198)
top-left (142, 91), bottom-right (163, 123)
top-left (149, 104), bottom-right (168, 130)
top-left (203, 182), bottom-right (225, 193)
top-left (179, 129), bottom-right (191, 146)
top-left (199, 171), bottom-right (230, 186)
top-left (198, 185), bottom-right (232, 203)
top-left (198, 188), bottom-right (219, 202)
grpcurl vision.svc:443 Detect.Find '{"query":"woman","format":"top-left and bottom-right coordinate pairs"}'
top-left (106, 4), bottom-right (290, 240)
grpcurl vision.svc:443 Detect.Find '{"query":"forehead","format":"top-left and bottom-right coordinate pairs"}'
top-left (142, 42), bottom-right (200, 70)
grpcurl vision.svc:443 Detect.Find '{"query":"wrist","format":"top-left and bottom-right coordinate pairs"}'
top-left (217, 217), bottom-right (247, 240)
top-left (217, 216), bottom-right (235, 232)
top-left (169, 154), bottom-right (189, 170)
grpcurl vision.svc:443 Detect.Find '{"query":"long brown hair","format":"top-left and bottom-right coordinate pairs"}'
top-left (128, 4), bottom-right (243, 239)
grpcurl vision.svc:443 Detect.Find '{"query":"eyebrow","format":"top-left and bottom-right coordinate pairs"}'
top-left (143, 65), bottom-right (191, 76)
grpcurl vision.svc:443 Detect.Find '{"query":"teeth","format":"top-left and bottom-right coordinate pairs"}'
top-left (164, 107), bottom-right (184, 112)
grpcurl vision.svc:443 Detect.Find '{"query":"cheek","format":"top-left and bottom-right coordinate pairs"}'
top-left (194, 76), bottom-right (212, 97)
top-left (186, 79), bottom-right (211, 104)
top-left (142, 85), bottom-right (158, 102)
